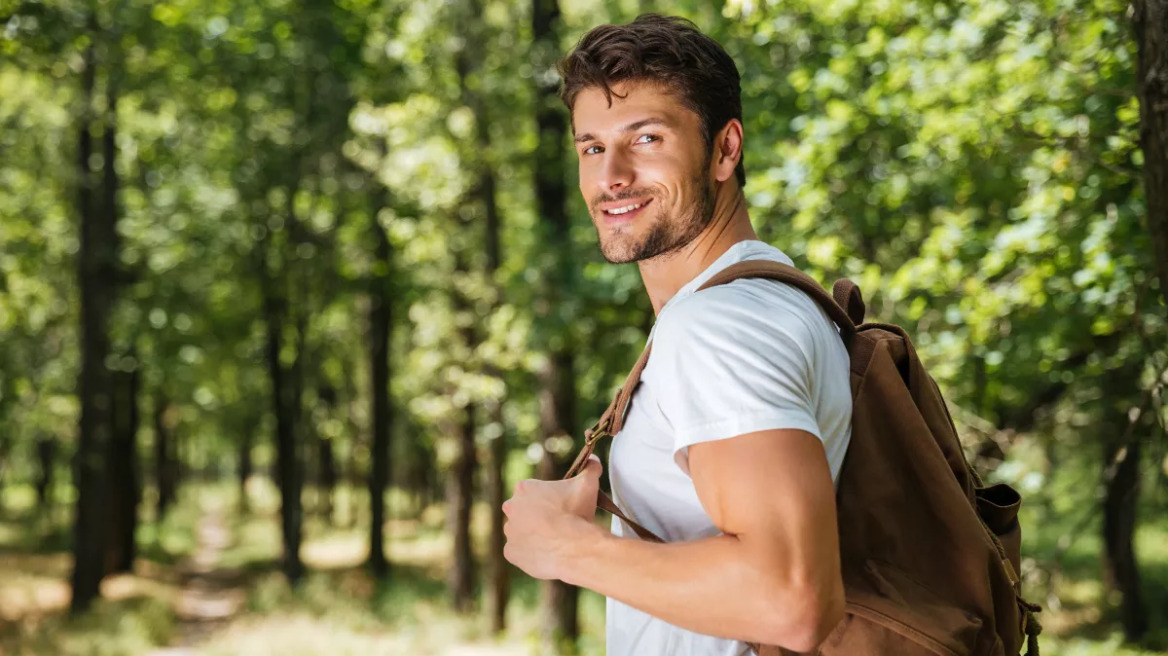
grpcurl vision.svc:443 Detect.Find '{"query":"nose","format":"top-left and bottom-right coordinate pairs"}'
top-left (598, 149), bottom-right (634, 194)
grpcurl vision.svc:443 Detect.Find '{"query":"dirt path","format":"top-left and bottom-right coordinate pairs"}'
top-left (146, 499), bottom-right (244, 655)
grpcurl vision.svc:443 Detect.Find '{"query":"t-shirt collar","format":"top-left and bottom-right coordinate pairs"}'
top-left (644, 239), bottom-right (789, 342)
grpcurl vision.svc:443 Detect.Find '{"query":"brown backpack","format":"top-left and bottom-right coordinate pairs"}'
top-left (563, 260), bottom-right (1042, 656)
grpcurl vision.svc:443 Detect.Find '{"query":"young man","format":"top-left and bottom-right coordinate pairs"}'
top-left (502, 14), bottom-right (852, 655)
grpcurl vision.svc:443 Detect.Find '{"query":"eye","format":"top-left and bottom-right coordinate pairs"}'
top-left (583, 144), bottom-right (603, 155)
top-left (635, 134), bottom-right (660, 144)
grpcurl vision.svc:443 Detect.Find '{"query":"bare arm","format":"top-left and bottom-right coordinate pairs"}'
top-left (504, 428), bottom-right (845, 652)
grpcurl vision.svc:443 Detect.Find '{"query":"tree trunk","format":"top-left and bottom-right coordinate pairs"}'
top-left (368, 191), bottom-right (393, 579)
top-left (346, 399), bottom-right (362, 529)
top-left (447, 402), bottom-right (477, 613)
top-left (71, 32), bottom-right (119, 613)
top-left (263, 230), bottom-right (304, 586)
top-left (239, 427), bottom-right (253, 515)
top-left (446, 54), bottom-right (483, 608)
top-left (532, 0), bottom-right (581, 649)
top-left (536, 351), bottom-right (581, 650)
top-left (35, 435), bottom-right (55, 507)
top-left (0, 432), bottom-right (10, 494)
top-left (154, 397), bottom-right (176, 519)
top-left (1103, 427), bottom-right (1148, 640)
top-left (457, 0), bottom-right (509, 629)
top-left (317, 433), bottom-right (336, 522)
top-left (106, 364), bottom-right (140, 575)
top-left (1133, 0), bottom-right (1168, 310)
top-left (1100, 358), bottom-right (1151, 640)
top-left (484, 400), bottom-right (509, 631)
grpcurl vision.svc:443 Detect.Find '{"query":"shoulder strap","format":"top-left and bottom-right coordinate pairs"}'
top-left (563, 259), bottom-right (856, 543)
top-left (698, 260), bottom-right (859, 337)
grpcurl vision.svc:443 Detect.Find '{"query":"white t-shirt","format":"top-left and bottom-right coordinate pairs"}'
top-left (605, 240), bottom-right (853, 656)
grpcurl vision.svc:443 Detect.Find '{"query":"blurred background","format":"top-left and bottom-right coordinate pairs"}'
top-left (1, 0), bottom-right (1167, 654)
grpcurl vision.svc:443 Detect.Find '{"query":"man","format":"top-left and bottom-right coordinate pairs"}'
top-left (502, 14), bottom-right (852, 655)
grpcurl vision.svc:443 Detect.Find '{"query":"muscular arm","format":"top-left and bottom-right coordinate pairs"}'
top-left (561, 428), bottom-right (845, 652)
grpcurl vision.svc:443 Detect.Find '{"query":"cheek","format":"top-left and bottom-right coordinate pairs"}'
top-left (578, 163), bottom-right (598, 197)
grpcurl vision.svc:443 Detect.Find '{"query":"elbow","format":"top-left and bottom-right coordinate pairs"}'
top-left (761, 582), bottom-right (845, 653)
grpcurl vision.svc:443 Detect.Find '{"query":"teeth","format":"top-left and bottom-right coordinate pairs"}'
top-left (606, 202), bottom-right (645, 215)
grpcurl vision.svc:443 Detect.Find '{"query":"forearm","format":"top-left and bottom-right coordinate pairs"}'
top-left (562, 522), bottom-right (831, 649)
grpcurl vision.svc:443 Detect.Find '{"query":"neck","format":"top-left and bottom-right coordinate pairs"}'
top-left (637, 182), bottom-right (758, 315)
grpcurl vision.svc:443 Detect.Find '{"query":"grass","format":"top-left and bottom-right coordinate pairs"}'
top-left (199, 478), bottom-right (608, 656)
top-left (0, 479), bottom-right (607, 655)
top-left (0, 484), bottom-right (187, 656)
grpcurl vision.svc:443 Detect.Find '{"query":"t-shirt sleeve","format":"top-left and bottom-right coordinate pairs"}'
top-left (651, 288), bottom-right (822, 477)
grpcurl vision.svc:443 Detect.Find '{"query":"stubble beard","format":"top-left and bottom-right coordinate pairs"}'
top-left (594, 169), bottom-right (717, 265)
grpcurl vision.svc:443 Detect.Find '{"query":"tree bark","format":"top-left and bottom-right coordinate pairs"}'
top-left (106, 364), bottom-right (140, 575)
top-left (71, 32), bottom-right (117, 613)
top-left (35, 435), bottom-right (55, 507)
top-left (368, 189), bottom-right (393, 579)
top-left (484, 399), bottom-right (509, 631)
top-left (239, 427), bottom-right (253, 515)
top-left (317, 436), bottom-right (336, 522)
top-left (532, 0), bottom-right (581, 649)
top-left (536, 350), bottom-right (581, 649)
top-left (446, 206), bottom-right (479, 614)
top-left (153, 397), bottom-right (176, 518)
top-left (1098, 358), bottom-right (1149, 641)
top-left (102, 91), bottom-right (132, 568)
top-left (1102, 416), bottom-right (1148, 640)
top-left (1133, 0), bottom-right (1168, 310)
top-left (457, 0), bottom-right (509, 629)
top-left (263, 228), bottom-right (304, 586)
top-left (447, 401), bottom-right (477, 613)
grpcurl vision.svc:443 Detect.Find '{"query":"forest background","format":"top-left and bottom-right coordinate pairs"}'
top-left (2, 0), bottom-right (1168, 654)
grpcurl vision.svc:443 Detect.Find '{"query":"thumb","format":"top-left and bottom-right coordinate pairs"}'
top-left (569, 455), bottom-right (602, 515)
top-left (580, 454), bottom-right (603, 480)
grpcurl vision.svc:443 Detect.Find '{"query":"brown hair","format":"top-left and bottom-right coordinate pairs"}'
top-left (558, 14), bottom-right (746, 187)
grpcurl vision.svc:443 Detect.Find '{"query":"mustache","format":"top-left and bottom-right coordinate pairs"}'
top-left (590, 189), bottom-right (656, 210)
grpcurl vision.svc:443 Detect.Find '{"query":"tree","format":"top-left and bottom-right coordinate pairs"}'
top-left (71, 13), bottom-right (121, 612)
top-left (456, 0), bottom-right (511, 630)
top-left (367, 184), bottom-right (394, 579)
top-left (1133, 0), bottom-right (1168, 312)
top-left (532, 0), bottom-right (583, 648)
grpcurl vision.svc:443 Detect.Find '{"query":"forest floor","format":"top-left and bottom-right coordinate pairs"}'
top-left (0, 478), bottom-right (1166, 655)
top-left (0, 480), bottom-right (605, 656)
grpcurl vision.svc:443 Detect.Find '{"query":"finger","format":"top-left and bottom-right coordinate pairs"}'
top-left (579, 454), bottom-right (603, 479)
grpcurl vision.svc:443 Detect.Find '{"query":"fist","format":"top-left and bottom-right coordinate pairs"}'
top-left (501, 455), bottom-right (604, 580)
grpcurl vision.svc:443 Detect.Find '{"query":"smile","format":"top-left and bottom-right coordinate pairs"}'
top-left (602, 198), bottom-right (652, 219)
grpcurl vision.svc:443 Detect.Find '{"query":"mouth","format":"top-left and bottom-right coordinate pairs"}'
top-left (600, 198), bottom-right (652, 223)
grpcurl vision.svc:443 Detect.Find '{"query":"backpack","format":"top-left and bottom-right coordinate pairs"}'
top-left (563, 260), bottom-right (1042, 656)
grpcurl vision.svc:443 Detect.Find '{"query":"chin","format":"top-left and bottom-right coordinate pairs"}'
top-left (598, 238), bottom-right (640, 264)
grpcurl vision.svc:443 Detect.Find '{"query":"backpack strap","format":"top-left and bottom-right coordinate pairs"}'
top-left (562, 259), bottom-right (855, 543)
top-left (699, 260), bottom-right (858, 338)
top-left (564, 344), bottom-right (662, 542)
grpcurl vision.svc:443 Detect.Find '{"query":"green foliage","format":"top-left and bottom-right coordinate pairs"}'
top-left (1, 0), bottom-right (1166, 650)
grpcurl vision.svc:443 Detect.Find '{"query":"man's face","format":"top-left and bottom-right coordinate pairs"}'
top-left (572, 81), bottom-right (715, 264)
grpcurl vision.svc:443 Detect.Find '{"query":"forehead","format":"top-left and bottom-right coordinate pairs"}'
top-left (571, 80), bottom-right (697, 136)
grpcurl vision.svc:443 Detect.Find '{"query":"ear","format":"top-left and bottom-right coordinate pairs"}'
top-left (711, 119), bottom-right (744, 184)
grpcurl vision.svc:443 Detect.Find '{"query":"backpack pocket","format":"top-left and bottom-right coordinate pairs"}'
top-left (818, 560), bottom-right (991, 656)
top-left (975, 483), bottom-right (1022, 576)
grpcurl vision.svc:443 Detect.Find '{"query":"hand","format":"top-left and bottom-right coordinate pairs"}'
top-left (502, 454), bottom-right (605, 581)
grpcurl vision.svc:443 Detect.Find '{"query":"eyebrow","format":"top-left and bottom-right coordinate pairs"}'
top-left (573, 117), bottom-right (672, 144)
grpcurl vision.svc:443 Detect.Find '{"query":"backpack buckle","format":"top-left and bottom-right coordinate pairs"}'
top-left (584, 422), bottom-right (610, 446)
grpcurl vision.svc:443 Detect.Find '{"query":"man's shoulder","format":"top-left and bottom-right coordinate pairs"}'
top-left (657, 274), bottom-right (831, 348)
